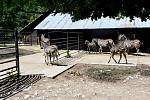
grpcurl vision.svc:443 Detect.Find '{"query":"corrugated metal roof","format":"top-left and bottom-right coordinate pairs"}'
top-left (34, 13), bottom-right (150, 30)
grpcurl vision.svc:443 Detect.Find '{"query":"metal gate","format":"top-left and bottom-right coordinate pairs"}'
top-left (48, 31), bottom-right (84, 59)
top-left (0, 29), bottom-right (20, 81)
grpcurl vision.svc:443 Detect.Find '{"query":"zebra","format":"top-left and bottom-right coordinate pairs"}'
top-left (107, 41), bottom-right (127, 64)
top-left (85, 40), bottom-right (97, 53)
top-left (41, 34), bottom-right (59, 65)
top-left (118, 34), bottom-right (142, 54)
top-left (92, 38), bottom-right (114, 53)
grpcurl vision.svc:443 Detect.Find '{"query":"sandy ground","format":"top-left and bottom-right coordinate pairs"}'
top-left (1, 45), bottom-right (150, 100)
top-left (8, 64), bottom-right (150, 100)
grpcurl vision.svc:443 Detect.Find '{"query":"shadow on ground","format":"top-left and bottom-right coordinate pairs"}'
top-left (0, 74), bottom-right (43, 99)
top-left (0, 48), bottom-right (40, 60)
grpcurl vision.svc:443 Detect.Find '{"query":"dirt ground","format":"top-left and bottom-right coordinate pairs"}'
top-left (1, 45), bottom-right (150, 100)
top-left (8, 63), bottom-right (150, 100)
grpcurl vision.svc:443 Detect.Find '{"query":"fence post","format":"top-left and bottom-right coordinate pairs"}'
top-left (4, 31), bottom-right (6, 46)
top-left (15, 30), bottom-right (20, 77)
top-left (66, 32), bottom-right (71, 57)
top-left (67, 32), bottom-right (68, 50)
top-left (30, 33), bottom-right (32, 46)
top-left (78, 32), bottom-right (80, 52)
top-left (48, 32), bottom-right (51, 45)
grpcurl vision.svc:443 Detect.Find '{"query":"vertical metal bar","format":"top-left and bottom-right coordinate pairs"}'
top-left (15, 30), bottom-right (20, 77)
top-left (67, 32), bottom-right (68, 50)
top-left (78, 32), bottom-right (80, 51)
top-left (30, 33), bottom-right (32, 46)
top-left (4, 31), bottom-right (5, 46)
top-left (48, 33), bottom-right (51, 45)
top-left (66, 32), bottom-right (71, 57)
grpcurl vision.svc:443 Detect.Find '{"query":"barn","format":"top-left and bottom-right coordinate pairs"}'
top-left (21, 12), bottom-right (150, 52)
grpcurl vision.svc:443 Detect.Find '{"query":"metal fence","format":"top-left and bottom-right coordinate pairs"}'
top-left (0, 29), bottom-right (20, 81)
top-left (19, 31), bottom-right (39, 46)
top-left (18, 32), bottom-right (33, 46)
top-left (47, 31), bottom-right (84, 59)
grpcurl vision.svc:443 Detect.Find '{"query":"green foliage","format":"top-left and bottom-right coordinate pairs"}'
top-left (0, 0), bottom-right (49, 30)
top-left (7, 69), bottom-right (18, 81)
top-left (65, 50), bottom-right (71, 58)
top-left (1, 0), bottom-right (150, 30)
top-left (49, 0), bottom-right (150, 21)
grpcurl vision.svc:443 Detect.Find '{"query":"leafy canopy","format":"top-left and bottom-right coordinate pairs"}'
top-left (0, 0), bottom-right (49, 30)
top-left (1, 0), bottom-right (150, 29)
top-left (49, 0), bottom-right (150, 21)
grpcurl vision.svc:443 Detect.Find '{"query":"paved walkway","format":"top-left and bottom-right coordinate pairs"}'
top-left (19, 51), bottom-right (81, 78)
top-left (18, 52), bottom-right (150, 78)
top-left (1, 50), bottom-right (150, 78)
top-left (75, 53), bottom-right (150, 66)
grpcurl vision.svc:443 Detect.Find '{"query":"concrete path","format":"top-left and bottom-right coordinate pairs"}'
top-left (75, 53), bottom-right (150, 66)
top-left (19, 52), bottom-right (80, 78)
top-left (1, 51), bottom-right (150, 78)
top-left (19, 52), bottom-right (150, 78)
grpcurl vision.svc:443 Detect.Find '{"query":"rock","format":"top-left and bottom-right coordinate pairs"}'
top-left (23, 86), bottom-right (32, 91)
top-left (24, 95), bottom-right (30, 99)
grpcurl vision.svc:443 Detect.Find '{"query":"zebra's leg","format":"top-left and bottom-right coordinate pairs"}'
top-left (56, 55), bottom-right (58, 63)
top-left (47, 54), bottom-right (50, 65)
top-left (108, 53), bottom-right (112, 63)
top-left (85, 46), bottom-right (88, 53)
top-left (123, 52), bottom-right (127, 64)
top-left (136, 48), bottom-right (139, 56)
top-left (45, 54), bottom-right (49, 65)
top-left (88, 47), bottom-right (90, 54)
top-left (58, 51), bottom-right (60, 56)
top-left (56, 52), bottom-right (59, 61)
top-left (94, 46), bottom-right (97, 54)
top-left (101, 47), bottom-right (103, 53)
top-left (118, 53), bottom-right (122, 63)
top-left (53, 54), bottom-right (55, 63)
top-left (112, 53), bottom-right (118, 63)
top-left (44, 53), bottom-right (46, 63)
top-left (49, 54), bottom-right (52, 64)
top-left (44, 53), bottom-right (48, 65)
top-left (99, 46), bottom-right (102, 53)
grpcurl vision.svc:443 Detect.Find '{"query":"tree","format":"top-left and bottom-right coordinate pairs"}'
top-left (48, 0), bottom-right (150, 21)
top-left (0, 0), bottom-right (49, 30)
top-left (1, 0), bottom-right (150, 30)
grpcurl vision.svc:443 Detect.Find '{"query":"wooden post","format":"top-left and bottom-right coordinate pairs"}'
top-left (15, 30), bottom-right (20, 77)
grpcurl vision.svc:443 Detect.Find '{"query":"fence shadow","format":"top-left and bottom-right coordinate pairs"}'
top-left (0, 74), bottom-right (43, 99)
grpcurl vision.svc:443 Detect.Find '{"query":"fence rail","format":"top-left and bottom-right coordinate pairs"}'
top-left (0, 29), bottom-right (20, 80)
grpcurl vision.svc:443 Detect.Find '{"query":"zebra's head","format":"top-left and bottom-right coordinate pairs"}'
top-left (118, 34), bottom-right (127, 41)
top-left (40, 34), bottom-right (50, 49)
top-left (85, 40), bottom-right (90, 45)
